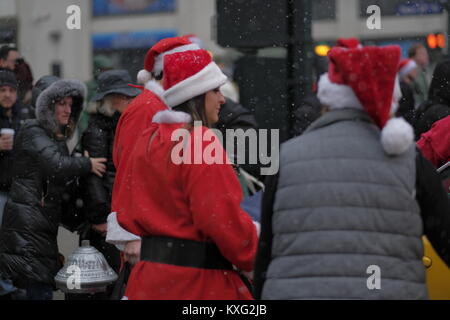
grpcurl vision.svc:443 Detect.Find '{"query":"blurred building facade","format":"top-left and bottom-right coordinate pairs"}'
top-left (0, 0), bottom-right (447, 81)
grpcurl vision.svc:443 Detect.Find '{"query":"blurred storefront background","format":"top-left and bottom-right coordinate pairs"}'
top-left (0, 0), bottom-right (448, 90)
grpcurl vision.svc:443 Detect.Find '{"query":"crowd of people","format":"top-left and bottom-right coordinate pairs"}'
top-left (0, 35), bottom-right (448, 300)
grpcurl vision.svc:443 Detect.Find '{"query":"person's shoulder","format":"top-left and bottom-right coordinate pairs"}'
top-left (88, 113), bottom-right (112, 128)
top-left (19, 120), bottom-right (50, 147)
top-left (20, 119), bottom-right (43, 133)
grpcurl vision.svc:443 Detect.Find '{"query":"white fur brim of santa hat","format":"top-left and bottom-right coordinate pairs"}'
top-left (317, 74), bottom-right (364, 110)
top-left (164, 62), bottom-right (228, 108)
top-left (398, 59), bottom-right (418, 78)
top-left (317, 73), bottom-right (414, 156)
top-left (152, 109), bottom-right (192, 124)
top-left (137, 43), bottom-right (200, 85)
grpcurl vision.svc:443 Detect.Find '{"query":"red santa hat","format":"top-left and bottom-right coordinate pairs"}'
top-left (336, 38), bottom-right (363, 49)
top-left (318, 44), bottom-right (414, 156)
top-left (137, 36), bottom-right (201, 85)
top-left (162, 49), bottom-right (227, 108)
top-left (398, 59), bottom-right (418, 78)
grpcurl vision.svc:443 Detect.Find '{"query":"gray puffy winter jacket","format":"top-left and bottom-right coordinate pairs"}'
top-left (262, 108), bottom-right (427, 300)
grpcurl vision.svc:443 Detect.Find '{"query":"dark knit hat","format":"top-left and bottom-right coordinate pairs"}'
top-left (0, 69), bottom-right (17, 90)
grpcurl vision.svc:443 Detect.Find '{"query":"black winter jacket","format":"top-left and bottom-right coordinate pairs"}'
top-left (415, 101), bottom-right (450, 140)
top-left (398, 81), bottom-right (416, 125)
top-left (81, 112), bottom-right (119, 225)
top-left (291, 93), bottom-right (322, 137)
top-left (214, 98), bottom-right (259, 176)
top-left (0, 103), bottom-right (23, 192)
top-left (0, 80), bottom-right (91, 288)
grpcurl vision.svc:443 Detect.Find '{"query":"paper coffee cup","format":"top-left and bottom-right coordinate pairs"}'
top-left (0, 129), bottom-right (14, 136)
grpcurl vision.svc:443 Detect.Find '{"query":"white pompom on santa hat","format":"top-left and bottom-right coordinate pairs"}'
top-left (317, 40), bottom-right (414, 156)
top-left (137, 36), bottom-right (201, 85)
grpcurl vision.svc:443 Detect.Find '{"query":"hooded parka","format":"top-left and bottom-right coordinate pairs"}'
top-left (0, 80), bottom-right (92, 288)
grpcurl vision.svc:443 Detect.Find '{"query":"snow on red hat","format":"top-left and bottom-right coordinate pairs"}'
top-left (336, 38), bottom-right (362, 49)
top-left (162, 49), bottom-right (227, 108)
top-left (328, 38), bottom-right (363, 84)
top-left (137, 36), bottom-right (200, 85)
top-left (318, 44), bottom-right (414, 156)
top-left (398, 59), bottom-right (418, 78)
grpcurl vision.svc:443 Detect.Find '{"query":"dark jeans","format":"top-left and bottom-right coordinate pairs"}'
top-left (25, 282), bottom-right (53, 300)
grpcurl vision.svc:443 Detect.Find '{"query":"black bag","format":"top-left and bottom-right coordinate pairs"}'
top-left (110, 262), bottom-right (131, 300)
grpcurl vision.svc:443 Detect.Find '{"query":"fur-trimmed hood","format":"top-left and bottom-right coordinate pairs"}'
top-left (35, 79), bottom-right (87, 138)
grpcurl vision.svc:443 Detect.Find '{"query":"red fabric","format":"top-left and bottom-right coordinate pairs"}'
top-left (328, 45), bottom-right (401, 128)
top-left (144, 37), bottom-right (191, 72)
top-left (162, 50), bottom-right (212, 90)
top-left (336, 38), bottom-right (361, 49)
top-left (116, 123), bottom-right (258, 300)
top-left (417, 116), bottom-right (450, 168)
top-left (112, 89), bottom-right (167, 212)
top-left (328, 38), bottom-right (361, 84)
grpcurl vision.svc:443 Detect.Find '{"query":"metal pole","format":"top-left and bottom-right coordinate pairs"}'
top-left (287, 0), bottom-right (313, 138)
top-left (439, 0), bottom-right (450, 56)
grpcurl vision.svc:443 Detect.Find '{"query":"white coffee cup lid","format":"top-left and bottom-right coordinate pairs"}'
top-left (0, 128), bottom-right (15, 135)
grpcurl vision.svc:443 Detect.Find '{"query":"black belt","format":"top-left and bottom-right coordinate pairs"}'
top-left (141, 236), bottom-right (233, 270)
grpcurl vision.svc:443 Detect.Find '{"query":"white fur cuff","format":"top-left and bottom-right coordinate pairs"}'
top-left (106, 212), bottom-right (141, 251)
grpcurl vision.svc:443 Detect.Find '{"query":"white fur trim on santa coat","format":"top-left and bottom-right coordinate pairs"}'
top-left (381, 117), bottom-right (414, 156)
top-left (144, 79), bottom-right (166, 103)
top-left (164, 62), bottom-right (227, 108)
top-left (253, 221), bottom-right (261, 237)
top-left (390, 76), bottom-right (402, 116)
top-left (152, 110), bottom-right (192, 124)
top-left (106, 212), bottom-right (141, 251)
top-left (399, 60), bottom-right (418, 78)
top-left (153, 43), bottom-right (200, 76)
top-left (317, 73), bottom-right (364, 110)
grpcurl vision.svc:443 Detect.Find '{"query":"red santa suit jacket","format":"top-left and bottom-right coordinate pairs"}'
top-left (417, 115), bottom-right (450, 168)
top-left (108, 110), bottom-right (258, 300)
top-left (112, 81), bottom-right (167, 212)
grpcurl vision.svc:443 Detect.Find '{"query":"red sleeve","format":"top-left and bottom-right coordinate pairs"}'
top-left (417, 136), bottom-right (440, 168)
top-left (181, 127), bottom-right (258, 272)
top-left (417, 118), bottom-right (450, 168)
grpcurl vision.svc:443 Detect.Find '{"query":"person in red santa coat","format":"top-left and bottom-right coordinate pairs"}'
top-left (417, 115), bottom-right (450, 169)
top-left (107, 49), bottom-right (259, 300)
top-left (111, 37), bottom-right (201, 261)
